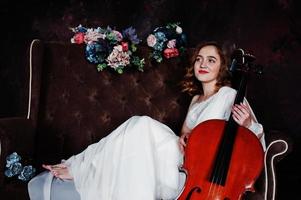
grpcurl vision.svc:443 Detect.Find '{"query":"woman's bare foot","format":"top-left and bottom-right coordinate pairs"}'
top-left (42, 164), bottom-right (73, 180)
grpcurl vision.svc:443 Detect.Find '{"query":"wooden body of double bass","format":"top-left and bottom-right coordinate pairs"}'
top-left (178, 119), bottom-right (264, 200)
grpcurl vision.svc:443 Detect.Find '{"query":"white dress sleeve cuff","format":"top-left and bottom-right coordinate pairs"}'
top-left (248, 120), bottom-right (264, 139)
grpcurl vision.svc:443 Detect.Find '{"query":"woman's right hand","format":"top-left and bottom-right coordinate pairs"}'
top-left (179, 132), bottom-right (190, 154)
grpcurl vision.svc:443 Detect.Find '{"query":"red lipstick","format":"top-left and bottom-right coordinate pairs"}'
top-left (198, 69), bottom-right (209, 74)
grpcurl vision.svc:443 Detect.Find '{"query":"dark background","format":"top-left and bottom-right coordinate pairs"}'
top-left (0, 0), bottom-right (300, 199)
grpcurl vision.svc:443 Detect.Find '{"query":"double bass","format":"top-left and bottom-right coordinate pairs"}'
top-left (178, 49), bottom-right (264, 200)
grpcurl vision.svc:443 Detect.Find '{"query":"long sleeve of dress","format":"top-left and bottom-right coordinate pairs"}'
top-left (243, 98), bottom-right (265, 149)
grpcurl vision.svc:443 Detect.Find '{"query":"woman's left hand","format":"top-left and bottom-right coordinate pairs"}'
top-left (42, 164), bottom-right (73, 180)
top-left (231, 102), bottom-right (252, 128)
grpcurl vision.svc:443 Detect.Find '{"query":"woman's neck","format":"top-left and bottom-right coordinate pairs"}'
top-left (201, 82), bottom-right (217, 100)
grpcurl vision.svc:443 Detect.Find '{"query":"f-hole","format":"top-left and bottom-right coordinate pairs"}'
top-left (185, 186), bottom-right (201, 200)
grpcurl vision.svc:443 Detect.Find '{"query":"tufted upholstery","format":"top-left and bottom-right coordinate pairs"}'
top-left (33, 40), bottom-right (191, 166)
top-left (0, 39), bottom-right (290, 200)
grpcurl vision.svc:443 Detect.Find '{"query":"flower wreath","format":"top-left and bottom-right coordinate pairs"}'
top-left (70, 25), bottom-right (145, 74)
top-left (146, 22), bottom-right (187, 63)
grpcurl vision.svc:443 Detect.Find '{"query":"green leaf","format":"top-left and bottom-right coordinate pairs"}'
top-left (97, 63), bottom-right (107, 72)
top-left (131, 56), bottom-right (145, 72)
top-left (179, 46), bottom-right (186, 53)
top-left (116, 67), bottom-right (124, 74)
top-left (166, 22), bottom-right (180, 29)
top-left (131, 44), bottom-right (137, 52)
top-left (156, 57), bottom-right (163, 63)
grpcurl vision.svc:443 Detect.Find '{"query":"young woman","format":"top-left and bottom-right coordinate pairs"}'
top-left (28, 41), bottom-right (265, 200)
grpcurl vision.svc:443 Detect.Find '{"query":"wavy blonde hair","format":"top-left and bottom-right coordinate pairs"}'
top-left (181, 41), bottom-right (231, 96)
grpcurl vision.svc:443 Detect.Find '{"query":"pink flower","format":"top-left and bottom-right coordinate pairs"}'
top-left (71, 32), bottom-right (85, 44)
top-left (147, 34), bottom-right (157, 47)
top-left (113, 30), bottom-right (123, 42)
top-left (167, 39), bottom-right (176, 48)
top-left (106, 45), bottom-right (130, 69)
top-left (163, 48), bottom-right (179, 59)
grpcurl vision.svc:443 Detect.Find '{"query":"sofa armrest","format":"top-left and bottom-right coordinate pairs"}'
top-left (244, 131), bottom-right (291, 200)
top-left (263, 132), bottom-right (291, 200)
top-left (0, 117), bottom-right (35, 186)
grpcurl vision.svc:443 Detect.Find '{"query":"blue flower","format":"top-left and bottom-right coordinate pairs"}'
top-left (18, 165), bottom-right (36, 182)
top-left (4, 162), bottom-right (23, 177)
top-left (4, 152), bottom-right (36, 182)
top-left (153, 42), bottom-right (165, 51)
top-left (73, 24), bottom-right (87, 33)
top-left (122, 27), bottom-right (141, 44)
top-left (152, 32), bottom-right (167, 51)
top-left (85, 42), bottom-right (108, 64)
top-left (154, 32), bottom-right (167, 42)
top-left (6, 152), bottom-right (21, 168)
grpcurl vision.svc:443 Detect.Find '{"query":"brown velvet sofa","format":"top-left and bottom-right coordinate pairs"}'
top-left (0, 39), bottom-right (290, 200)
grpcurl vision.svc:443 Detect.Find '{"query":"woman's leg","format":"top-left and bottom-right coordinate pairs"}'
top-left (28, 171), bottom-right (49, 200)
top-left (28, 171), bottom-right (80, 200)
top-left (50, 178), bottom-right (80, 200)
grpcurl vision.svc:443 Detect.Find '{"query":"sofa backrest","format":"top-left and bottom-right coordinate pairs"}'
top-left (29, 40), bottom-right (192, 164)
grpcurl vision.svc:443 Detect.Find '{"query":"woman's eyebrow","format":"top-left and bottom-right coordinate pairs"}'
top-left (196, 55), bottom-right (217, 60)
top-left (208, 55), bottom-right (217, 60)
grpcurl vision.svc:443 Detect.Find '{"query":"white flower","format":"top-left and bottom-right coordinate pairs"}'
top-left (147, 34), bottom-right (157, 47)
top-left (176, 26), bottom-right (182, 34)
top-left (84, 28), bottom-right (106, 43)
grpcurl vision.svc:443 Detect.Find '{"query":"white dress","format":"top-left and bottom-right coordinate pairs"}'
top-left (28, 86), bottom-right (265, 200)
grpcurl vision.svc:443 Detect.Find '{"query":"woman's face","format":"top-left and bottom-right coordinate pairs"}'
top-left (194, 45), bottom-right (221, 85)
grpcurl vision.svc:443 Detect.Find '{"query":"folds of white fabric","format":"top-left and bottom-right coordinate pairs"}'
top-left (65, 116), bottom-right (184, 200)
